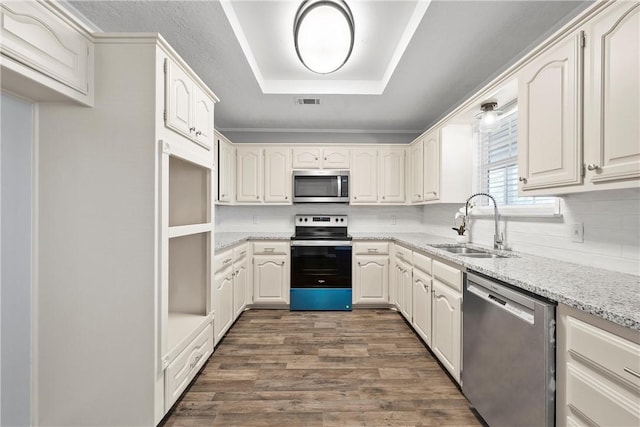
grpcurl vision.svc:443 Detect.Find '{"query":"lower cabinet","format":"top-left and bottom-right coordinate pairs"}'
top-left (398, 259), bottom-right (413, 322)
top-left (432, 278), bottom-right (462, 383)
top-left (165, 322), bottom-right (213, 408)
top-left (412, 268), bottom-right (432, 346)
top-left (213, 263), bottom-right (234, 345)
top-left (353, 254), bottom-right (389, 304)
top-left (252, 241), bottom-right (290, 305)
top-left (557, 304), bottom-right (640, 427)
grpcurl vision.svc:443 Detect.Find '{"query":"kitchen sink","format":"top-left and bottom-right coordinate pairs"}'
top-left (430, 244), bottom-right (511, 259)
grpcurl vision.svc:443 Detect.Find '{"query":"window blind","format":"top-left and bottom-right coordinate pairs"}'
top-left (477, 106), bottom-right (555, 206)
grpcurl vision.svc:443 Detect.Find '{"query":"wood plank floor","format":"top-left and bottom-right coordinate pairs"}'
top-left (161, 309), bottom-right (483, 427)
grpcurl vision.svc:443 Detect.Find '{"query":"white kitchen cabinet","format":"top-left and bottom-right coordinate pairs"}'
top-left (398, 258), bottom-right (413, 322)
top-left (409, 140), bottom-right (424, 202)
top-left (215, 132), bottom-right (234, 203)
top-left (584, 1), bottom-right (640, 185)
top-left (232, 246), bottom-right (249, 319)
top-left (432, 279), bottom-right (462, 383)
top-left (252, 242), bottom-right (290, 306)
top-left (557, 304), bottom-right (640, 427)
top-left (264, 147), bottom-right (291, 203)
top-left (412, 268), bottom-right (432, 346)
top-left (0, 0), bottom-right (94, 105)
top-left (236, 146), bottom-right (263, 202)
top-left (351, 148), bottom-right (378, 203)
top-left (165, 59), bottom-right (215, 150)
top-left (518, 30), bottom-right (583, 191)
top-left (379, 147), bottom-right (406, 203)
top-left (37, 34), bottom-right (218, 425)
top-left (213, 261), bottom-right (234, 346)
top-left (423, 130), bottom-right (440, 201)
top-left (291, 147), bottom-right (350, 169)
top-left (353, 254), bottom-right (389, 305)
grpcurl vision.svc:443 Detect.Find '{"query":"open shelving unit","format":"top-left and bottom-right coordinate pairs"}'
top-left (164, 154), bottom-right (213, 358)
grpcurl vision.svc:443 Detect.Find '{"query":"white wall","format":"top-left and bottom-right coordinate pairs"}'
top-left (422, 188), bottom-right (640, 275)
top-left (216, 204), bottom-right (424, 233)
top-left (1, 93), bottom-right (33, 426)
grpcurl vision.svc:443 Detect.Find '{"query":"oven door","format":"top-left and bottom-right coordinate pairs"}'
top-left (290, 241), bottom-right (352, 288)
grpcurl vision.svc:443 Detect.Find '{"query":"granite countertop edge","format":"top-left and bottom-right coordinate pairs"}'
top-left (214, 231), bottom-right (640, 331)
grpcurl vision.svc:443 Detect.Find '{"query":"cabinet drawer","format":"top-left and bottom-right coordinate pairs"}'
top-left (354, 241), bottom-right (389, 255)
top-left (413, 251), bottom-right (432, 275)
top-left (566, 316), bottom-right (640, 388)
top-left (233, 244), bottom-right (249, 262)
top-left (253, 241), bottom-right (289, 255)
top-left (433, 260), bottom-right (462, 292)
top-left (165, 322), bottom-right (213, 410)
top-left (395, 245), bottom-right (413, 264)
top-left (214, 249), bottom-right (233, 273)
top-left (1, 1), bottom-right (91, 95)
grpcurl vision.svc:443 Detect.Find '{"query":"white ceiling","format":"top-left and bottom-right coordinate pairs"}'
top-left (67, 0), bottom-right (591, 144)
top-left (220, 0), bottom-right (430, 94)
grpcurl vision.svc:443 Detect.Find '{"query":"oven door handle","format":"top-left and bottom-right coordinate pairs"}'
top-left (291, 240), bottom-right (352, 247)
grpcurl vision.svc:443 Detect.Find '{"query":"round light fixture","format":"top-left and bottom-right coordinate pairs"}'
top-left (475, 102), bottom-right (503, 132)
top-left (294, 0), bottom-right (354, 74)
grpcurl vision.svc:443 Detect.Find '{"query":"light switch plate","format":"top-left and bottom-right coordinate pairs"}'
top-left (572, 223), bottom-right (584, 243)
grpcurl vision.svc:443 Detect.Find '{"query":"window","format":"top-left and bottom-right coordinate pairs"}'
top-left (475, 103), bottom-right (556, 211)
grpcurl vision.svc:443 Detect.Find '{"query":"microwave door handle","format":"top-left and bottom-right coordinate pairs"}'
top-left (337, 175), bottom-right (342, 198)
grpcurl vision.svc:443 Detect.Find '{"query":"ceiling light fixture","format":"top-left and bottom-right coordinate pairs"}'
top-left (294, 0), bottom-right (354, 74)
top-left (476, 102), bottom-right (503, 132)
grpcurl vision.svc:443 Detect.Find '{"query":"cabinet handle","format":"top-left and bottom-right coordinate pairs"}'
top-left (195, 130), bottom-right (202, 137)
top-left (190, 354), bottom-right (203, 370)
top-left (264, 248), bottom-right (275, 252)
top-left (240, 251), bottom-right (247, 257)
top-left (368, 248), bottom-right (378, 253)
top-left (223, 258), bottom-right (232, 265)
top-left (189, 127), bottom-right (196, 132)
top-left (587, 164), bottom-right (601, 171)
top-left (624, 367), bottom-right (640, 379)
top-left (232, 272), bottom-right (236, 277)
top-left (518, 177), bottom-right (527, 183)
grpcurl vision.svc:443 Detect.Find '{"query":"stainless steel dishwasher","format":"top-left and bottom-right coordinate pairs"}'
top-left (462, 272), bottom-right (556, 427)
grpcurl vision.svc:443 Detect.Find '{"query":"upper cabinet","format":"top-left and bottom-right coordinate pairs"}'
top-left (409, 140), bottom-right (424, 203)
top-left (518, 31), bottom-right (583, 191)
top-left (351, 148), bottom-right (379, 203)
top-left (0, 0), bottom-right (94, 105)
top-left (518, 1), bottom-right (639, 195)
top-left (215, 132), bottom-right (234, 203)
top-left (423, 130), bottom-right (440, 201)
top-left (235, 146), bottom-right (292, 205)
top-left (584, 1), bottom-right (640, 185)
top-left (292, 147), bottom-right (350, 169)
top-left (379, 148), bottom-right (406, 203)
top-left (165, 59), bottom-right (216, 150)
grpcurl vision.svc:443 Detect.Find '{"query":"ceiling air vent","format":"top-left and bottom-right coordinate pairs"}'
top-left (295, 98), bottom-right (321, 105)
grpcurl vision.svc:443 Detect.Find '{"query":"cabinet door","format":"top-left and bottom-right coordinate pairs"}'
top-left (423, 131), bottom-right (440, 201)
top-left (233, 260), bottom-right (247, 319)
top-left (410, 140), bottom-right (424, 202)
top-left (253, 254), bottom-right (289, 304)
top-left (322, 148), bottom-right (350, 169)
top-left (432, 280), bottom-right (462, 383)
top-left (217, 137), bottom-right (233, 202)
top-left (401, 265), bottom-right (413, 322)
top-left (236, 147), bottom-right (262, 203)
top-left (165, 60), bottom-right (194, 139)
top-left (393, 263), bottom-right (403, 309)
top-left (518, 32), bottom-right (583, 191)
top-left (264, 148), bottom-right (291, 203)
top-left (353, 255), bottom-right (389, 304)
top-left (192, 86), bottom-right (214, 150)
top-left (412, 269), bottom-right (432, 346)
top-left (379, 148), bottom-right (405, 203)
top-left (585, 2), bottom-right (640, 184)
top-left (214, 268), bottom-right (234, 345)
top-left (351, 149), bottom-right (378, 203)
top-left (292, 147), bottom-right (321, 169)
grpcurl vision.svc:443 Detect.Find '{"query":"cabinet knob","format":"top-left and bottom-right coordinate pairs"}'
top-left (189, 127), bottom-right (196, 132)
top-left (382, 196), bottom-right (385, 200)
top-left (285, 196), bottom-right (288, 200)
top-left (256, 196), bottom-right (259, 199)
top-left (324, 157), bottom-right (327, 161)
top-left (315, 157), bottom-right (318, 160)
top-left (518, 177), bottom-right (528, 183)
top-left (195, 130), bottom-right (202, 136)
top-left (358, 262), bottom-right (362, 266)
top-left (587, 164), bottom-right (601, 171)
top-left (354, 197), bottom-right (357, 200)
top-left (280, 261), bottom-right (285, 266)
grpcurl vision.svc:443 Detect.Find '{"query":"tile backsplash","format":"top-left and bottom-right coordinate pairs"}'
top-left (215, 188), bottom-right (639, 275)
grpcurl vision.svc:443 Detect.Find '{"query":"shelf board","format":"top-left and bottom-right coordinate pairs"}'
top-left (167, 312), bottom-right (209, 356)
top-left (168, 223), bottom-right (212, 239)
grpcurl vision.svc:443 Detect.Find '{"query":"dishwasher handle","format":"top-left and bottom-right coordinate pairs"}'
top-left (466, 279), bottom-right (535, 324)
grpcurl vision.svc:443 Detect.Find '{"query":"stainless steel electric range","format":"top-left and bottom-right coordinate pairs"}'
top-left (290, 215), bottom-right (352, 311)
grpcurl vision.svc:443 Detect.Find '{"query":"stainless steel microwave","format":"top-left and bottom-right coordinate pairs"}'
top-left (292, 170), bottom-right (350, 203)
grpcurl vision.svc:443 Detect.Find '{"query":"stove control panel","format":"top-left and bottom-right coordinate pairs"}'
top-left (295, 215), bottom-right (348, 227)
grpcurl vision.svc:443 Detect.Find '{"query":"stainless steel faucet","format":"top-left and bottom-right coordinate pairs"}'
top-left (465, 192), bottom-right (504, 250)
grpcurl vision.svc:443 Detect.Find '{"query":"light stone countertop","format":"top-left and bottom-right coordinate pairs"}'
top-left (214, 231), bottom-right (640, 331)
